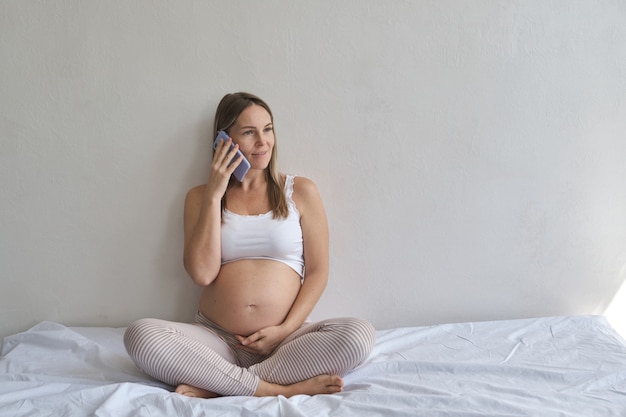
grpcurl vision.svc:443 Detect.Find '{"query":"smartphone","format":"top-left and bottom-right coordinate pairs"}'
top-left (213, 130), bottom-right (251, 182)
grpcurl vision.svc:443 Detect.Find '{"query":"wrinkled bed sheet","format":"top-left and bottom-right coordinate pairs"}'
top-left (1, 315), bottom-right (625, 416)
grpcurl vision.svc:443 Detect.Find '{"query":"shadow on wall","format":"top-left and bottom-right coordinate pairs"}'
top-left (604, 263), bottom-right (626, 338)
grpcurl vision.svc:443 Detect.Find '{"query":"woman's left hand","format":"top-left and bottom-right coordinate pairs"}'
top-left (234, 325), bottom-right (289, 356)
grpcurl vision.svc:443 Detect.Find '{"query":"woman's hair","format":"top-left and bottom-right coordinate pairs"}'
top-left (213, 92), bottom-right (288, 219)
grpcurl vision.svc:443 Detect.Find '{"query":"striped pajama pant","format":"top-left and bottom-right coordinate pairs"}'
top-left (123, 312), bottom-right (376, 396)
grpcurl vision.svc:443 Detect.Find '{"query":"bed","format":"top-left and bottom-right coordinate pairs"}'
top-left (1, 315), bottom-right (625, 416)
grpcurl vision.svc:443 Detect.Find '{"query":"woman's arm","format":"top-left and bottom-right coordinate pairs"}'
top-left (183, 139), bottom-right (243, 286)
top-left (182, 186), bottom-right (222, 286)
top-left (281, 176), bottom-right (329, 332)
top-left (236, 176), bottom-right (329, 353)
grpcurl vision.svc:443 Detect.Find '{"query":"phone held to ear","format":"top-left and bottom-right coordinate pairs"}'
top-left (213, 130), bottom-right (251, 182)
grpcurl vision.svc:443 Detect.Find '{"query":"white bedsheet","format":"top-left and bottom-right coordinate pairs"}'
top-left (1, 315), bottom-right (625, 416)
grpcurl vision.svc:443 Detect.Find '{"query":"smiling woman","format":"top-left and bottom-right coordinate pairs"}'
top-left (227, 106), bottom-right (275, 170)
top-left (123, 92), bottom-right (376, 399)
top-left (222, 115), bottom-right (272, 181)
top-left (213, 93), bottom-right (288, 220)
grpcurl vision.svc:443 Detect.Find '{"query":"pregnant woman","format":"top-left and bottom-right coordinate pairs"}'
top-left (124, 92), bottom-right (375, 398)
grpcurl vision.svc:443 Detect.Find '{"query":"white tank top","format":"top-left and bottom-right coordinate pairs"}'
top-left (220, 175), bottom-right (305, 277)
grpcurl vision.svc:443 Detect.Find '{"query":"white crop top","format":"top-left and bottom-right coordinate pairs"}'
top-left (220, 175), bottom-right (305, 277)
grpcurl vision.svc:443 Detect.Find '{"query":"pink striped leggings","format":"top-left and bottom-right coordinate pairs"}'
top-left (124, 312), bottom-right (375, 396)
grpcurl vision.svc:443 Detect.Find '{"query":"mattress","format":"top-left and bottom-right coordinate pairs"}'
top-left (1, 315), bottom-right (625, 416)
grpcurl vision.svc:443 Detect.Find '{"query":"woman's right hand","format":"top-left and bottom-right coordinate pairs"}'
top-left (205, 137), bottom-right (243, 201)
top-left (183, 137), bottom-right (241, 286)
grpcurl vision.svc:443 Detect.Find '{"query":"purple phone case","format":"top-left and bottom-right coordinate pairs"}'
top-left (213, 131), bottom-right (251, 182)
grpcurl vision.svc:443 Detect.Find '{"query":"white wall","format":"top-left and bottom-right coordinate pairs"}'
top-left (2, 0), bottom-right (625, 340)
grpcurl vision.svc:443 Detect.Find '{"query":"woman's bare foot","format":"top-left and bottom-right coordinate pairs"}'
top-left (175, 384), bottom-right (219, 398)
top-left (255, 375), bottom-right (344, 397)
top-left (175, 375), bottom-right (343, 399)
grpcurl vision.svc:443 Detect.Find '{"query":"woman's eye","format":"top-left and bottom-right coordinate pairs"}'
top-left (243, 130), bottom-right (253, 135)
top-left (264, 127), bottom-right (273, 133)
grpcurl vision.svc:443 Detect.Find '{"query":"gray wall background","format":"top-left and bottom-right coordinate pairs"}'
top-left (2, 1), bottom-right (625, 340)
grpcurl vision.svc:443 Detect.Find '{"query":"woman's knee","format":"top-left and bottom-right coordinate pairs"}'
top-left (123, 318), bottom-right (167, 359)
top-left (123, 318), bottom-right (184, 384)
top-left (348, 317), bottom-right (376, 357)
top-left (326, 317), bottom-right (376, 364)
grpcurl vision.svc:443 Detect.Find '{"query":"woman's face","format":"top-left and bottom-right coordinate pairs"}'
top-left (229, 104), bottom-right (274, 171)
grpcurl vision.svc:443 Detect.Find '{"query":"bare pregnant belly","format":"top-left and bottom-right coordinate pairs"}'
top-left (198, 259), bottom-right (301, 336)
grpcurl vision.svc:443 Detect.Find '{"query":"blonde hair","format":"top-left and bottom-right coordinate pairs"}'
top-left (213, 92), bottom-right (288, 219)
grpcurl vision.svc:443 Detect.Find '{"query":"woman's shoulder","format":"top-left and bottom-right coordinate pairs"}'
top-left (287, 175), bottom-right (323, 212)
top-left (185, 184), bottom-right (207, 205)
top-left (187, 184), bottom-right (206, 196)
top-left (284, 174), bottom-right (317, 193)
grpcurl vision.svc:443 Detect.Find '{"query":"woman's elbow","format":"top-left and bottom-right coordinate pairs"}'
top-left (183, 258), bottom-right (219, 287)
top-left (304, 268), bottom-right (329, 287)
